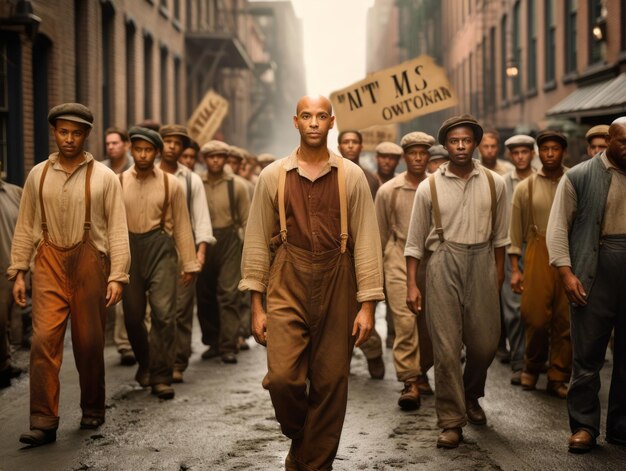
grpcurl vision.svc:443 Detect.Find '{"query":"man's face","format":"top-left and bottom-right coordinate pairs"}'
top-left (403, 145), bottom-right (429, 178)
top-left (227, 155), bottom-right (241, 174)
top-left (53, 119), bottom-right (90, 159)
top-left (338, 132), bottom-right (363, 162)
top-left (376, 153), bottom-right (400, 176)
top-left (179, 147), bottom-right (197, 170)
top-left (131, 140), bottom-right (158, 171)
top-left (508, 146), bottom-right (533, 171)
top-left (445, 126), bottom-right (477, 168)
top-left (293, 97), bottom-right (334, 149)
top-left (587, 136), bottom-right (608, 157)
top-left (205, 153), bottom-right (228, 175)
top-left (427, 158), bottom-right (448, 174)
top-left (105, 132), bottom-right (128, 160)
top-left (538, 140), bottom-right (565, 170)
top-left (478, 135), bottom-right (498, 165)
top-left (607, 125), bottom-right (626, 170)
top-left (162, 136), bottom-right (184, 164)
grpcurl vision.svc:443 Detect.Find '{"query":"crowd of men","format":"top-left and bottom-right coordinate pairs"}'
top-left (1, 98), bottom-right (624, 470)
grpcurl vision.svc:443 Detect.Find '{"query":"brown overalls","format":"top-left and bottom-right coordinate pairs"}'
top-left (265, 159), bottom-right (358, 471)
top-left (30, 160), bottom-right (110, 430)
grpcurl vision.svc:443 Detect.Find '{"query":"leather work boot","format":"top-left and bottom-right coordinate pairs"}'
top-left (568, 429), bottom-right (595, 453)
top-left (521, 371), bottom-right (538, 390)
top-left (19, 429), bottom-right (57, 447)
top-left (546, 380), bottom-right (568, 399)
top-left (510, 369), bottom-right (522, 386)
top-left (398, 381), bottom-right (421, 411)
top-left (436, 427), bottom-right (463, 449)
top-left (367, 356), bottom-right (385, 379)
top-left (172, 369), bottom-right (184, 383)
top-left (466, 397), bottom-right (487, 425)
top-left (135, 367), bottom-right (150, 388)
top-left (119, 349), bottom-right (136, 366)
top-left (416, 373), bottom-right (434, 395)
top-left (151, 383), bottom-right (175, 400)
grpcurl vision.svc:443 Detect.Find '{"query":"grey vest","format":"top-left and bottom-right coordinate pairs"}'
top-left (567, 154), bottom-right (612, 296)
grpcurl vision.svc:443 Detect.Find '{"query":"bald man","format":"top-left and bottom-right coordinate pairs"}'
top-left (547, 117), bottom-right (626, 453)
top-left (239, 95), bottom-right (384, 470)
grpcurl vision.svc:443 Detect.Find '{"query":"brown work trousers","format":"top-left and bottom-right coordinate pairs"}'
top-left (30, 239), bottom-right (109, 430)
top-left (426, 240), bottom-right (500, 429)
top-left (384, 239), bottom-right (433, 382)
top-left (520, 234), bottom-right (571, 381)
top-left (266, 243), bottom-right (358, 471)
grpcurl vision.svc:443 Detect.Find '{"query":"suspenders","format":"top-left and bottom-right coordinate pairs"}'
top-left (428, 167), bottom-right (497, 243)
top-left (277, 157), bottom-right (349, 254)
top-left (528, 173), bottom-right (538, 235)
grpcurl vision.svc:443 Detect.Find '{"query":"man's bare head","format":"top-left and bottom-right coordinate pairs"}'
top-left (293, 95), bottom-right (335, 149)
top-left (606, 117), bottom-right (626, 170)
top-left (295, 95), bottom-right (333, 116)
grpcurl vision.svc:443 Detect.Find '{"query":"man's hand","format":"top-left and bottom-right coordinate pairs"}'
top-left (250, 291), bottom-right (267, 346)
top-left (406, 283), bottom-right (422, 315)
top-left (558, 267), bottom-right (587, 306)
top-left (196, 249), bottom-right (206, 268)
top-left (12, 271), bottom-right (27, 308)
top-left (352, 301), bottom-right (375, 348)
top-left (510, 269), bottom-right (524, 294)
top-left (106, 281), bottom-right (124, 307)
top-left (181, 272), bottom-right (196, 287)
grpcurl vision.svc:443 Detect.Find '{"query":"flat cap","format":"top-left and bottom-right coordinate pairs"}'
top-left (257, 153), bottom-right (276, 164)
top-left (129, 126), bottom-right (164, 151)
top-left (400, 132), bottom-right (436, 150)
top-left (585, 124), bottom-right (609, 142)
top-left (437, 114), bottom-right (483, 145)
top-left (228, 145), bottom-right (246, 161)
top-left (536, 129), bottom-right (568, 149)
top-left (375, 141), bottom-right (403, 155)
top-left (135, 119), bottom-right (161, 132)
top-left (504, 134), bottom-right (536, 149)
top-left (428, 144), bottom-right (449, 161)
top-left (48, 103), bottom-right (94, 128)
top-left (159, 124), bottom-right (191, 147)
top-left (200, 140), bottom-right (230, 157)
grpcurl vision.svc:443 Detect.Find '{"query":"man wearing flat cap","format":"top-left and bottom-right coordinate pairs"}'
top-left (196, 140), bottom-right (250, 364)
top-left (405, 114), bottom-right (510, 449)
top-left (585, 124), bottom-right (609, 159)
top-left (426, 145), bottom-right (449, 174)
top-left (375, 141), bottom-right (403, 185)
top-left (509, 129), bottom-right (571, 399)
top-left (159, 125), bottom-right (215, 383)
top-left (547, 117), bottom-right (626, 453)
top-left (8, 103), bottom-right (130, 446)
top-left (501, 135), bottom-right (536, 386)
top-left (120, 127), bottom-right (200, 400)
top-left (375, 131), bottom-right (435, 412)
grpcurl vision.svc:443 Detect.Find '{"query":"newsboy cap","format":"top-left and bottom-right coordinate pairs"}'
top-left (129, 126), bottom-right (164, 151)
top-left (437, 114), bottom-right (483, 145)
top-left (536, 129), bottom-right (568, 149)
top-left (48, 103), bottom-right (94, 128)
top-left (228, 145), bottom-right (246, 161)
top-left (585, 124), bottom-right (609, 142)
top-left (400, 132), bottom-right (436, 150)
top-left (504, 134), bottom-right (536, 150)
top-left (159, 124), bottom-right (191, 148)
top-left (200, 140), bottom-right (230, 157)
top-left (375, 141), bottom-right (403, 155)
top-left (428, 144), bottom-right (449, 161)
top-left (257, 153), bottom-right (276, 164)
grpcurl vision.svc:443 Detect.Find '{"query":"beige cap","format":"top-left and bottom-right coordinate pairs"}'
top-left (504, 134), bottom-right (536, 149)
top-left (257, 153), bottom-right (276, 164)
top-left (375, 141), bottom-right (403, 156)
top-left (200, 140), bottom-right (230, 156)
top-left (400, 132), bottom-right (436, 150)
top-left (585, 124), bottom-right (609, 142)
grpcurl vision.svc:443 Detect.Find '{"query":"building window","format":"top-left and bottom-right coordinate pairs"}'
top-left (481, 37), bottom-right (488, 114)
top-left (173, 0), bottom-right (180, 20)
top-left (565, 0), bottom-right (577, 74)
top-left (527, 0), bottom-right (537, 91)
top-left (126, 21), bottom-right (136, 127)
top-left (160, 46), bottom-right (168, 122)
top-left (545, 0), bottom-right (556, 85)
top-left (588, 0), bottom-right (602, 64)
top-left (174, 57), bottom-right (181, 123)
top-left (622, 0), bottom-right (626, 51)
top-left (512, 1), bottom-right (521, 97)
top-left (489, 26), bottom-right (496, 110)
top-left (500, 14), bottom-right (507, 102)
top-left (74, 0), bottom-right (87, 103)
top-left (101, 2), bottom-right (115, 131)
top-left (143, 33), bottom-right (153, 119)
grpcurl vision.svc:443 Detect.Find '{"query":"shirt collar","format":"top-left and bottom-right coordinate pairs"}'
top-left (130, 163), bottom-right (158, 179)
top-left (439, 159), bottom-right (482, 179)
top-left (49, 151), bottom-right (93, 170)
top-left (281, 147), bottom-right (341, 176)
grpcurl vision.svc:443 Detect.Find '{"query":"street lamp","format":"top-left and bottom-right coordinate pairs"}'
top-left (506, 59), bottom-right (519, 78)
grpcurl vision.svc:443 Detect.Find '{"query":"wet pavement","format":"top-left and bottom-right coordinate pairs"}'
top-left (1, 305), bottom-right (624, 470)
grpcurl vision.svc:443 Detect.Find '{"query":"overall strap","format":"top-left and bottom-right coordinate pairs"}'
top-left (277, 164), bottom-right (288, 243)
top-left (337, 157), bottom-right (348, 254)
top-left (428, 174), bottom-right (444, 243)
top-left (38, 161), bottom-right (51, 242)
top-left (186, 172), bottom-right (192, 215)
top-left (160, 171), bottom-right (170, 230)
top-left (389, 186), bottom-right (400, 241)
top-left (82, 160), bottom-right (94, 241)
top-left (483, 168), bottom-right (497, 241)
top-left (528, 173), bottom-right (537, 235)
top-left (227, 178), bottom-right (240, 228)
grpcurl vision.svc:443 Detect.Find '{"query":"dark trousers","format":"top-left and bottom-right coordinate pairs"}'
top-left (568, 235), bottom-right (626, 441)
top-left (123, 229), bottom-right (177, 385)
top-left (30, 239), bottom-right (109, 430)
top-left (266, 243), bottom-right (358, 471)
top-left (196, 226), bottom-right (242, 355)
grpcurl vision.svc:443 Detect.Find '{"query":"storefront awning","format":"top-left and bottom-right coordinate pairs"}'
top-left (547, 72), bottom-right (626, 118)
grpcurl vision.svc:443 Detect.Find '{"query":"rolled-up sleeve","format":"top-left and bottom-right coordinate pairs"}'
top-left (492, 176), bottom-right (511, 249)
top-left (547, 176), bottom-right (577, 267)
top-left (7, 173), bottom-right (37, 280)
top-left (508, 183), bottom-right (526, 256)
top-left (404, 183), bottom-right (431, 261)
top-left (374, 188), bottom-right (390, 250)
top-left (103, 173), bottom-right (131, 284)
top-left (190, 172), bottom-right (216, 245)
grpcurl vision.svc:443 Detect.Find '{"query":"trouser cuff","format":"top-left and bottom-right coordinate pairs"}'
top-left (30, 414), bottom-right (59, 431)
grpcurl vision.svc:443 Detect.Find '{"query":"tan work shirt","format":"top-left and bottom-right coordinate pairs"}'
top-left (481, 158), bottom-right (515, 176)
top-left (375, 172), bottom-right (422, 249)
top-left (404, 160), bottom-right (510, 261)
top-left (509, 167), bottom-right (564, 255)
top-left (239, 148), bottom-right (384, 303)
top-left (120, 165), bottom-right (200, 273)
top-left (547, 153), bottom-right (626, 267)
top-left (8, 152), bottom-right (130, 283)
top-left (203, 172), bottom-right (250, 230)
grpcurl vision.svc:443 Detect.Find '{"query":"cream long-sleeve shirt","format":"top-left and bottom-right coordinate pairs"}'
top-left (239, 148), bottom-right (384, 303)
top-left (8, 152), bottom-right (130, 283)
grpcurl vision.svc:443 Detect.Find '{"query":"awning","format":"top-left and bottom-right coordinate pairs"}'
top-left (547, 72), bottom-right (626, 118)
top-left (185, 31), bottom-right (253, 70)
